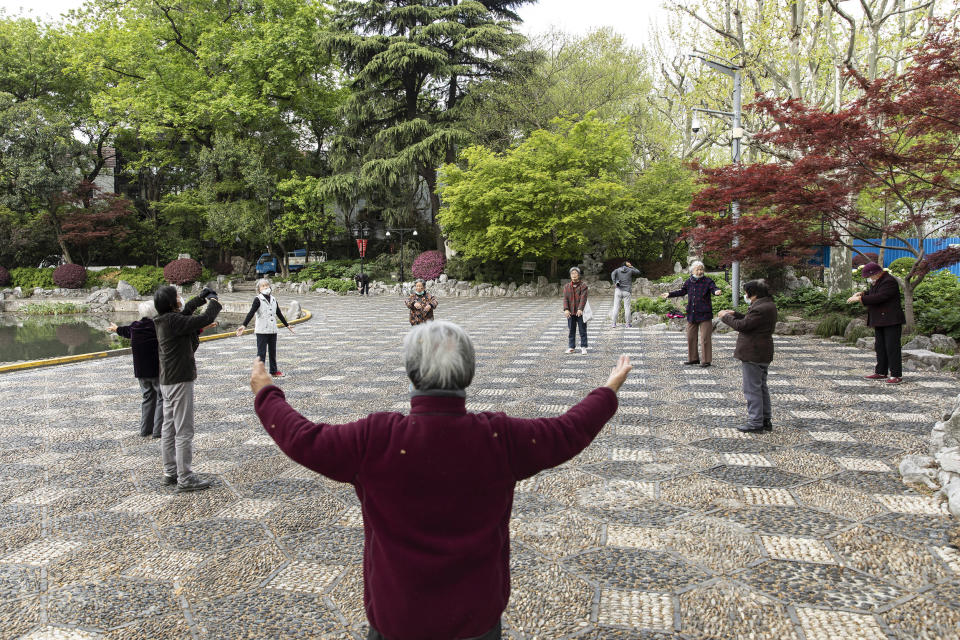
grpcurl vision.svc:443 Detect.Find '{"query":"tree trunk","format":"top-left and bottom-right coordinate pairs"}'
top-left (902, 278), bottom-right (915, 331)
top-left (825, 232), bottom-right (853, 295)
top-left (49, 214), bottom-right (74, 264)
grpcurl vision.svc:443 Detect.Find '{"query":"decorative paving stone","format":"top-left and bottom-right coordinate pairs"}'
top-left (49, 510), bottom-right (151, 540)
top-left (0, 563), bottom-right (41, 601)
top-left (795, 607), bottom-right (886, 640)
top-left (831, 525), bottom-right (949, 590)
top-left (691, 437), bottom-right (775, 454)
top-left (511, 510), bottom-right (602, 558)
top-left (873, 494), bottom-right (948, 515)
top-left (767, 450), bottom-right (840, 478)
top-left (267, 562), bottom-right (344, 594)
top-left (866, 512), bottom-right (958, 545)
top-left (215, 498), bottom-right (280, 520)
top-left (712, 506), bottom-right (852, 537)
top-left (181, 543), bottom-right (286, 603)
top-left (0, 596), bottom-right (44, 639)
top-left (162, 518), bottom-right (266, 553)
top-left (704, 465), bottom-right (808, 488)
top-left (761, 535), bottom-right (835, 564)
top-left (741, 559), bottom-right (903, 611)
top-left (18, 626), bottom-right (104, 640)
top-left (503, 560), bottom-right (593, 638)
top-left (597, 590), bottom-right (672, 629)
top-left (721, 453), bottom-right (772, 467)
top-left (47, 577), bottom-right (180, 629)
top-left (564, 548), bottom-right (708, 590)
top-left (679, 580), bottom-right (797, 640)
top-left (193, 590), bottom-right (349, 639)
top-left (2, 538), bottom-right (84, 565)
top-left (45, 534), bottom-right (154, 589)
top-left (660, 473), bottom-right (741, 509)
top-left (934, 546), bottom-right (960, 573)
top-left (882, 594), bottom-right (960, 640)
top-left (794, 482), bottom-right (885, 520)
top-left (125, 549), bottom-right (206, 581)
top-left (836, 457), bottom-right (891, 472)
top-left (11, 487), bottom-right (80, 506)
top-left (742, 487), bottom-right (797, 506)
top-left (285, 526), bottom-right (364, 564)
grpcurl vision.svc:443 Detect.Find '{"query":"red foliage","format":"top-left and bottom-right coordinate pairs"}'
top-left (57, 181), bottom-right (133, 249)
top-left (411, 251), bottom-right (446, 281)
top-left (164, 258), bottom-right (203, 285)
top-left (0, 266), bottom-right (9, 286)
top-left (53, 263), bottom-right (87, 289)
top-left (852, 253), bottom-right (878, 267)
top-left (690, 19), bottom-right (960, 279)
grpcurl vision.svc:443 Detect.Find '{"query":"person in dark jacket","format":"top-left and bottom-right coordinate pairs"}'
top-left (235, 278), bottom-right (293, 377)
top-left (249, 320), bottom-right (633, 640)
top-left (609, 261), bottom-right (641, 327)
top-left (356, 271), bottom-right (371, 295)
top-left (108, 300), bottom-right (163, 438)
top-left (661, 261), bottom-right (723, 367)
top-left (848, 262), bottom-right (905, 384)
top-left (153, 285), bottom-right (222, 493)
top-left (719, 279), bottom-right (778, 432)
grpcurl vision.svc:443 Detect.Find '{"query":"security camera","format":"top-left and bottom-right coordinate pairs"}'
top-left (691, 116), bottom-right (701, 134)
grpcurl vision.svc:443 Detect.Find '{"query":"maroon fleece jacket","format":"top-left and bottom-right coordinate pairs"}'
top-left (254, 385), bottom-right (618, 640)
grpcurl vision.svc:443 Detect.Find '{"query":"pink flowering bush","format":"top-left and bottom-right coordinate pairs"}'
top-left (52, 263), bottom-right (87, 289)
top-left (163, 258), bottom-right (203, 285)
top-left (411, 250), bottom-right (446, 281)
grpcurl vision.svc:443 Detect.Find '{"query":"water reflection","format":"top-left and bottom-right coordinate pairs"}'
top-left (0, 314), bottom-right (238, 364)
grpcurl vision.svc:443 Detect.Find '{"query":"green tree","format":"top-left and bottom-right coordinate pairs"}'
top-left (438, 113), bottom-right (633, 278)
top-left (326, 0), bottom-right (530, 249)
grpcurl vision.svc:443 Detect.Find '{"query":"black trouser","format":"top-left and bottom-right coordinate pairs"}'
top-left (367, 620), bottom-right (501, 640)
top-left (567, 315), bottom-right (587, 348)
top-left (874, 323), bottom-right (902, 378)
top-left (256, 333), bottom-right (279, 374)
top-left (360, 281), bottom-right (370, 295)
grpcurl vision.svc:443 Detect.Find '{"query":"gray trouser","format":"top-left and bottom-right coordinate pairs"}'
top-left (741, 361), bottom-right (771, 427)
top-left (609, 288), bottom-right (632, 324)
top-left (138, 377), bottom-right (163, 437)
top-left (160, 381), bottom-right (195, 481)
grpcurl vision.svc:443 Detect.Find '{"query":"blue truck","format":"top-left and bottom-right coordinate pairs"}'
top-left (255, 249), bottom-right (326, 275)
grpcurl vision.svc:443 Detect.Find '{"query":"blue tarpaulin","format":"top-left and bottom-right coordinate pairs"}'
top-left (814, 238), bottom-right (960, 277)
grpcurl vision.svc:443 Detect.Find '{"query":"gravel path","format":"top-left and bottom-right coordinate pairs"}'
top-left (0, 294), bottom-right (957, 639)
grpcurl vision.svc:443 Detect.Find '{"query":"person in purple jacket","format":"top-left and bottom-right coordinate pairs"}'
top-left (108, 300), bottom-right (163, 438)
top-left (249, 320), bottom-right (632, 640)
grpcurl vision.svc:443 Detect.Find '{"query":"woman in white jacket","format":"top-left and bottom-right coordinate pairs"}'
top-left (236, 278), bottom-right (294, 377)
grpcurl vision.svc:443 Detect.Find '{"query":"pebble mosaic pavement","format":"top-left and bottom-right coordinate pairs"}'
top-left (1, 294), bottom-right (959, 639)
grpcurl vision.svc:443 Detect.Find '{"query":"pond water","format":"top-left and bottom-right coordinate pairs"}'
top-left (0, 314), bottom-right (241, 365)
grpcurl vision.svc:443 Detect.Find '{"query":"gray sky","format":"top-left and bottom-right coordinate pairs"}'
top-left (1, 0), bottom-right (668, 49)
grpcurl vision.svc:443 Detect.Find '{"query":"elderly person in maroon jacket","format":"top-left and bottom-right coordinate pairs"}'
top-left (719, 280), bottom-right (778, 432)
top-left (108, 300), bottom-right (163, 438)
top-left (249, 320), bottom-right (632, 640)
top-left (848, 262), bottom-right (905, 384)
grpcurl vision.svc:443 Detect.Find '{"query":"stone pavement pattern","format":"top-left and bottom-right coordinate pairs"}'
top-left (0, 295), bottom-right (958, 640)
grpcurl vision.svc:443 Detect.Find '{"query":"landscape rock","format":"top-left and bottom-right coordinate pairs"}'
top-left (902, 335), bottom-right (931, 351)
top-left (85, 288), bottom-right (118, 305)
top-left (843, 318), bottom-right (868, 340)
top-left (856, 336), bottom-right (874, 350)
top-left (116, 280), bottom-right (139, 300)
top-left (901, 348), bottom-right (954, 370)
top-left (937, 447), bottom-right (960, 474)
top-left (899, 455), bottom-right (940, 490)
top-left (287, 300), bottom-right (303, 320)
top-left (931, 333), bottom-right (958, 353)
top-left (438, 274), bottom-right (447, 283)
top-left (945, 479), bottom-right (960, 518)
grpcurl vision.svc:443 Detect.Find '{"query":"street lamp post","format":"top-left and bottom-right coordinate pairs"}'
top-left (690, 51), bottom-right (743, 308)
top-left (384, 227), bottom-right (418, 284)
top-left (351, 222), bottom-right (371, 275)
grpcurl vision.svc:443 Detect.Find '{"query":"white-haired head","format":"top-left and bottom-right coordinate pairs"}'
top-left (689, 260), bottom-right (705, 272)
top-left (403, 320), bottom-right (475, 391)
top-left (256, 278), bottom-right (271, 293)
top-left (138, 300), bottom-right (157, 319)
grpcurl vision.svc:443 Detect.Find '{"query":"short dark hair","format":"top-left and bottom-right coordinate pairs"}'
top-left (154, 285), bottom-right (178, 314)
top-left (743, 280), bottom-right (770, 298)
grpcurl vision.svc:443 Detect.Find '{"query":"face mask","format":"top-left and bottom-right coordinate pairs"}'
top-left (261, 288), bottom-right (271, 296)
top-left (415, 289), bottom-right (425, 295)
top-left (691, 273), bottom-right (702, 279)
top-left (744, 294), bottom-right (751, 304)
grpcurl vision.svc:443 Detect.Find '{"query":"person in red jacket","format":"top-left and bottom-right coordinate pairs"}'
top-left (848, 261), bottom-right (906, 384)
top-left (249, 320), bottom-right (632, 640)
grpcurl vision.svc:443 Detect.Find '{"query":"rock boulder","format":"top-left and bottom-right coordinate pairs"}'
top-left (116, 280), bottom-right (139, 300)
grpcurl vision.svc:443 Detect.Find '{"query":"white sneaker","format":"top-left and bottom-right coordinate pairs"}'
top-left (566, 348), bottom-right (575, 353)
top-left (581, 347), bottom-right (588, 354)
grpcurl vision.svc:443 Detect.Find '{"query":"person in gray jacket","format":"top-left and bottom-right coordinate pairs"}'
top-left (153, 285), bottom-right (222, 493)
top-left (609, 261), bottom-right (641, 328)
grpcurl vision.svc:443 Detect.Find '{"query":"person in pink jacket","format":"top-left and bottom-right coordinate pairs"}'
top-left (249, 320), bottom-right (632, 640)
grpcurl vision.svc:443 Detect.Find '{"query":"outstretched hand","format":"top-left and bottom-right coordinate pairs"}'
top-left (235, 326), bottom-right (245, 337)
top-left (107, 323), bottom-right (118, 333)
top-left (604, 355), bottom-right (633, 393)
top-left (250, 359), bottom-right (273, 395)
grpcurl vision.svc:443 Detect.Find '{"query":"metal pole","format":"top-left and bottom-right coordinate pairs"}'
top-left (399, 230), bottom-right (405, 283)
top-left (731, 69), bottom-right (742, 308)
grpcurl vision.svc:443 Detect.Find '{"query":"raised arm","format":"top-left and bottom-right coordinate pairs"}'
top-left (252, 362), bottom-right (366, 482)
top-left (169, 299), bottom-right (222, 336)
top-left (241, 298), bottom-right (261, 328)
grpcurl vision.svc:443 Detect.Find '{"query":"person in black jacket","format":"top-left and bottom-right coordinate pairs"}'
top-left (153, 285), bottom-right (222, 492)
top-left (848, 262), bottom-right (905, 384)
top-left (356, 271), bottom-right (371, 296)
top-left (108, 300), bottom-right (163, 438)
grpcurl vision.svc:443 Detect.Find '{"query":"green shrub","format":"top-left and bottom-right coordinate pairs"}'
top-left (632, 296), bottom-right (675, 316)
top-left (777, 287), bottom-right (859, 317)
top-left (846, 325), bottom-right (874, 344)
top-left (914, 270), bottom-right (960, 339)
top-left (10, 267), bottom-right (56, 290)
top-left (312, 277), bottom-right (353, 293)
top-left (815, 313), bottom-right (851, 338)
top-left (290, 260), bottom-right (358, 282)
top-left (888, 257), bottom-right (917, 278)
top-left (19, 302), bottom-right (89, 315)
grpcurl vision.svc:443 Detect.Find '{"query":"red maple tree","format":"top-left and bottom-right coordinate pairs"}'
top-left (690, 19), bottom-right (960, 327)
top-left (56, 181), bottom-right (133, 263)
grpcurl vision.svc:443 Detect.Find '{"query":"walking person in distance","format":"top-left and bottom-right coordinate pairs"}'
top-left (236, 278), bottom-right (294, 378)
top-left (610, 260), bottom-right (641, 328)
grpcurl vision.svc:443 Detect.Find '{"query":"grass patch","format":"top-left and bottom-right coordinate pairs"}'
top-left (18, 302), bottom-right (89, 316)
top-left (815, 313), bottom-right (851, 338)
top-left (845, 325), bottom-right (874, 344)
